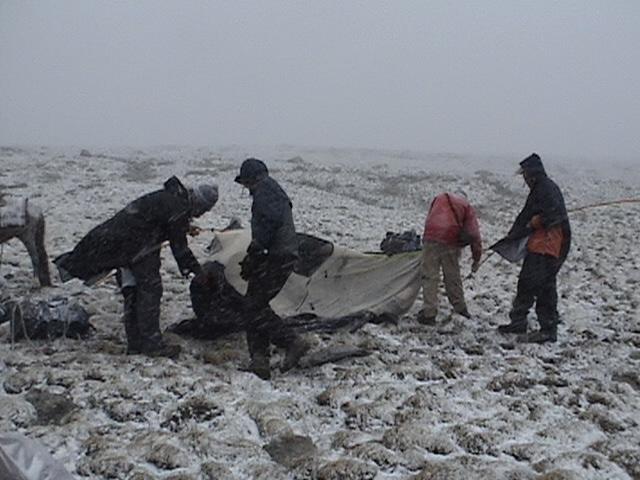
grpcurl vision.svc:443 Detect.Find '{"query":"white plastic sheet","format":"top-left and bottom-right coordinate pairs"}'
top-left (0, 433), bottom-right (75, 480)
top-left (208, 229), bottom-right (423, 318)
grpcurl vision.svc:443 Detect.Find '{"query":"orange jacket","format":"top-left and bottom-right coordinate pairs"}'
top-left (527, 214), bottom-right (564, 258)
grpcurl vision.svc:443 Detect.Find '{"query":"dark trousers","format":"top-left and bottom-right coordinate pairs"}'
top-left (510, 252), bottom-right (564, 331)
top-left (244, 255), bottom-right (297, 358)
top-left (116, 251), bottom-right (163, 349)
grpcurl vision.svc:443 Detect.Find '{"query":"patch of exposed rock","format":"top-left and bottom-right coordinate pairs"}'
top-left (24, 387), bottom-right (77, 425)
top-left (264, 434), bottom-right (318, 468)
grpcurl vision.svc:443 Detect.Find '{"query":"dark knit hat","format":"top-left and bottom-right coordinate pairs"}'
top-left (190, 183), bottom-right (219, 215)
top-left (234, 158), bottom-right (268, 185)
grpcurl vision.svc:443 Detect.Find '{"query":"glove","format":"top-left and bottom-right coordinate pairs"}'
top-left (239, 256), bottom-right (253, 281)
top-left (188, 224), bottom-right (202, 237)
top-left (471, 259), bottom-right (480, 273)
top-left (181, 262), bottom-right (202, 279)
top-left (247, 240), bottom-right (268, 256)
top-left (240, 247), bottom-right (268, 281)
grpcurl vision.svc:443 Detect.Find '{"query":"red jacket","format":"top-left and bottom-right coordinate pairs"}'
top-left (423, 193), bottom-right (482, 262)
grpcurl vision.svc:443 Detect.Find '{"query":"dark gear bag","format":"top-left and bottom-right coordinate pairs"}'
top-left (445, 194), bottom-right (474, 247)
top-left (0, 297), bottom-right (95, 341)
top-left (380, 230), bottom-right (422, 254)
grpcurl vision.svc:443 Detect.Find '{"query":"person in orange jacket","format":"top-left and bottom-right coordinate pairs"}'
top-left (417, 191), bottom-right (482, 325)
top-left (498, 153), bottom-right (571, 343)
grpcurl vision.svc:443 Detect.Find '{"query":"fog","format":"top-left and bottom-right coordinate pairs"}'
top-left (1, 1), bottom-right (639, 159)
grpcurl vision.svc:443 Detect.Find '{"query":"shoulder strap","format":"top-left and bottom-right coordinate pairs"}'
top-left (444, 193), bottom-right (463, 228)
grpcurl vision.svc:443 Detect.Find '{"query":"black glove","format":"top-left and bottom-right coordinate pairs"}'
top-left (181, 262), bottom-right (202, 279)
top-left (239, 256), bottom-right (253, 281)
top-left (240, 244), bottom-right (268, 281)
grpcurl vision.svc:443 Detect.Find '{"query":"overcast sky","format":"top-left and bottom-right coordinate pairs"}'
top-left (1, 1), bottom-right (639, 159)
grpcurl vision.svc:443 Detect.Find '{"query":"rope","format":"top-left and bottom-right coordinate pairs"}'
top-left (464, 197), bottom-right (640, 280)
top-left (567, 198), bottom-right (640, 213)
top-left (9, 302), bottom-right (33, 350)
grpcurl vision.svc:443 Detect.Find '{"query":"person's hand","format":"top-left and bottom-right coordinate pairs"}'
top-left (471, 259), bottom-right (480, 273)
top-left (181, 263), bottom-right (202, 279)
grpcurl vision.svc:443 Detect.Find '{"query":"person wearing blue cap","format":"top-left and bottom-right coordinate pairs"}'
top-left (235, 158), bottom-right (309, 380)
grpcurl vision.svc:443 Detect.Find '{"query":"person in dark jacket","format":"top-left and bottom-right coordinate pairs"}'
top-left (54, 176), bottom-right (218, 357)
top-left (235, 158), bottom-right (309, 380)
top-left (497, 153), bottom-right (571, 343)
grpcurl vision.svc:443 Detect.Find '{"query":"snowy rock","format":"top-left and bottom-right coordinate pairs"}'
top-left (612, 369), bottom-right (640, 391)
top-left (348, 441), bottom-right (398, 468)
top-left (201, 461), bottom-right (235, 480)
top-left (317, 458), bottom-right (378, 480)
top-left (487, 371), bottom-right (537, 394)
top-left (0, 393), bottom-right (37, 428)
top-left (161, 395), bottom-right (224, 431)
top-left (341, 400), bottom-right (395, 430)
top-left (24, 387), bottom-right (77, 425)
top-left (103, 399), bottom-right (149, 423)
top-left (382, 423), bottom-right (456, 454)
top-left (3, 370), bottom-right (38, 393)
top-left (410, 460), bottom-right (469, 480)
top-left (77, 451), bottom-right (135, 479)
top-left (263, 434), bottom-right (317, 468)
top-left (609, 448), bottom-right (640, 479)
top-left (248, 404), bottom-right (295, 439)
top-left (536, 469), bottom-right (582, 480)
top-left (450, 424), bottom-right (500, 456)
top-left (145, 441), bottom-right (189, 470)
top-left (578, 405), bottom-right (627, 434)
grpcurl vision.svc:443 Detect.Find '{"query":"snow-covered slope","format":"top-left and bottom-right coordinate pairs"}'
top-left (1, 146), bottom-right (638, 479)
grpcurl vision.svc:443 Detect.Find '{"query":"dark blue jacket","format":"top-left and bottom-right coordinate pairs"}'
top-left (249, 176), bottom-right (298, 259)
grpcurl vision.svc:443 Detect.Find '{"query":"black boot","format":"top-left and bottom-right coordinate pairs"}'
top-left (248, 351), bottom-right (271, 380)
top-left (247, 327), bottom-right (272, 380)
top-left (416, 312), bottom-right (436, 326)
top-left (140, 337), bottom-right (181, 358)
top-left (282, 336), bottom-right (310, 372)
top-left (523, 329), bottom-right (557, 344)
top-left (497, 321), bottom-right (527, 334)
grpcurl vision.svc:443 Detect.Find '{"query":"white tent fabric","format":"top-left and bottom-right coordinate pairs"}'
top-left (207, 229), bottom-right (422, 318)
top-left (0, 197), bottom-right (27, 228)
top-left (0, 432), bottom-right (75, 480)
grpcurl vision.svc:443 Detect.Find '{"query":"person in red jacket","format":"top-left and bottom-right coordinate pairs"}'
top-left (418, 191), bottom-right (482, 325)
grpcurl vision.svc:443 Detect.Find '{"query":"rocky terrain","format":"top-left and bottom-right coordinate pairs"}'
top-left (1, 146), bottom-right (639, 479)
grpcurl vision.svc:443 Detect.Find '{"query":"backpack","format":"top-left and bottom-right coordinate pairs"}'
top-left (380, 230), bottom-right (422, 254)
top-left (0, 297), bottom-right (95, 341)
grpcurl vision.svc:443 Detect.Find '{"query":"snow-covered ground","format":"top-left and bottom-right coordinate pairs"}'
top-left (1, 145), bottom-right (639, 479)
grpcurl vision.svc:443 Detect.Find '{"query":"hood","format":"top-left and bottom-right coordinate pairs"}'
top-left (234, 158), bottom-right (269, 185)
top-left (518, 153), bottom-right (547, 178)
